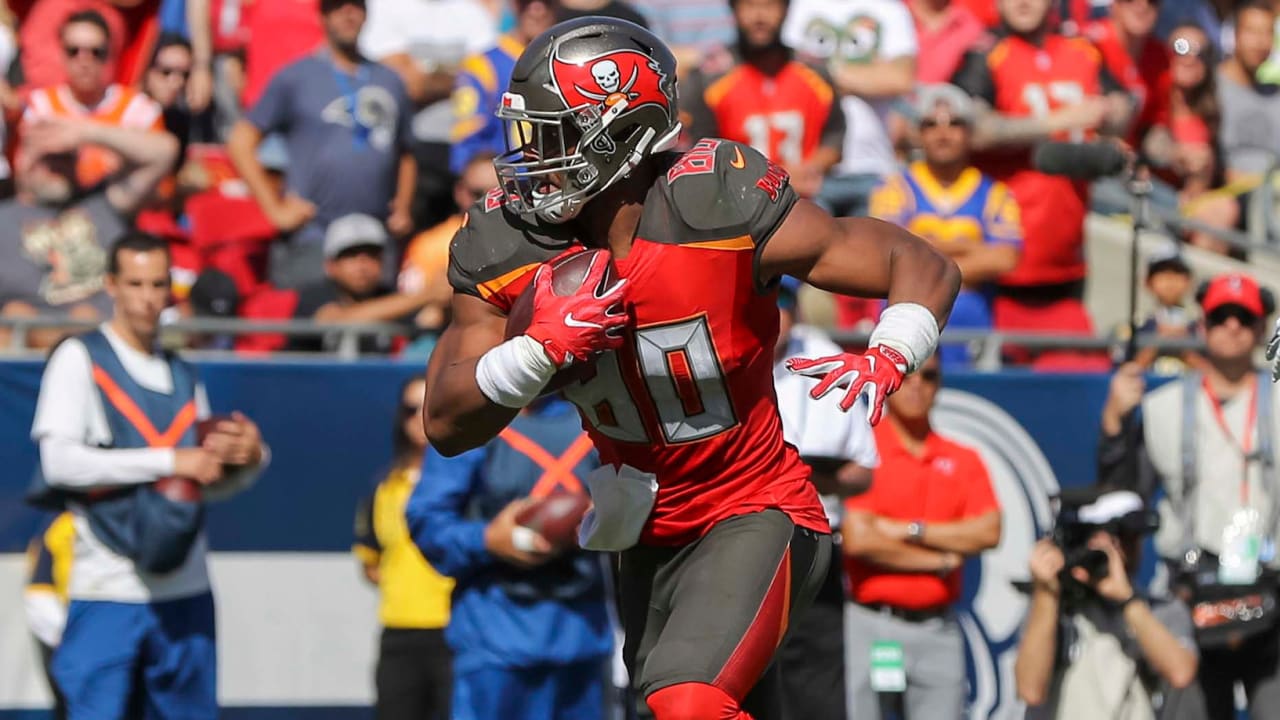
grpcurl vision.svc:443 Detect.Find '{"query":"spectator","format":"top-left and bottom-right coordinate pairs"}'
top-left (951, 0), bottom-right (1131, 356)
top-left (183, 269), bottom-right (242, 350)
top-left (842, 353), bottom-right (1002, 720)
top-left (782, 0), bottom-right (917, 218)
top-left (868, 84), bottom-right (1021, 367)
top-left (359, 0), bottom-right (496, 230)
top-left (772, 277), bottom-right (878, 720)
top-left (449, 0), bottom-right (558, 176)
top-left (289, 214), bottom-right (433, 354)
top-left (400, 154), bottom-right (499, 332)
top-left (29, 231), bottom-right (267, 719)
top-left (681, 0), bottom-right (845, 199)
top-left (1085, 0), bottom-right (1171, 152)
top-left (16, 0), bottom-right (162, 91)
top-left (1014, 489), bottom-right (1198, 716)
top-left (228, 0), bottom-right (416, 291)
top-left (1100, 272), bottom-right (1280, 720)
top-left (629, 0), bottom-right (733, 74)
top-left (23, 511), bottom-right (74, 720)
top-left (558, 0), bottom-right (650, 28)
top-left (25, 10), bottom-right (165, 189)
top-left (407, 397), bottom-right (613, 720)
top-left (354, 375), bottom-right (455, 720)
top-left (1217, 2), bottom-right (1280, 185)
top-left (909, 0), bottom-right (985, 85)
top-left (143, 33), bottom-right (197, 147)
top-left (1156, 0), bottom-right (1233, 55)
top-left (1138, 243), bottom-right (1196, 337)
top-left (0, 116), bottom-right (178, 350)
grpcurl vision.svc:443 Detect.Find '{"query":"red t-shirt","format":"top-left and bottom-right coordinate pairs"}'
top-left (845, 423), bottom-right (999, 609)
top-left (953, 33), bottom-right (1114, 287)
top-left (1087, 19), bottom-right (1171, 145)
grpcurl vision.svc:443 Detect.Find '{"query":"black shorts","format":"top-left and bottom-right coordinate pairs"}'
top-left (620, 509), bottom-right (832, 719)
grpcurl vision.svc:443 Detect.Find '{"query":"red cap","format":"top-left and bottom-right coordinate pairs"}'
top-left (1200, 273), bottom-right (1264, 316)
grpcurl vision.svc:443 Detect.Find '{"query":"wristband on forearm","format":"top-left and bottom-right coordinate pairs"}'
top-left (475, 335), bottom-right (557, 408)
top-left (868, 302), bottom-right (941, 372)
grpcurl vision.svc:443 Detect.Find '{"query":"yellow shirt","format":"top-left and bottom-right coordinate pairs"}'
top-left (354, 466), bottom-right (454, 629)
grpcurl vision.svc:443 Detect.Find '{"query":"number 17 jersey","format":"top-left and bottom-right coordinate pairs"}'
top-left (448, 139), bottom-right (830, 545)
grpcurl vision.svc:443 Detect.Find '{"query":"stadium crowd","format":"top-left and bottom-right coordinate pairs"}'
top-left (0, 0), bottom-right (1274, 366)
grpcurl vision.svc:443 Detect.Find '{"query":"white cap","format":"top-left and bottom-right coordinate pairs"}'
top-left (914, 84), bottom-right (975, 123)
top-left (323, 214), bottom-right (388, 260)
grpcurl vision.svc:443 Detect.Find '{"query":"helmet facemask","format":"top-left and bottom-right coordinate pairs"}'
top-left (495, 92), bottom-right (678, 223)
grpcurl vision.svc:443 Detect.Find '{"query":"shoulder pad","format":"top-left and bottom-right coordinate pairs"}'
top-left (640, 139), bottom-right (797, 248)
top-left (448, 191), bottom-right (579, 311)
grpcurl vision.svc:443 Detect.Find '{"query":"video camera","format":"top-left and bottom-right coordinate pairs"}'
top-left (1052, 488), bottom-right (1159, 597)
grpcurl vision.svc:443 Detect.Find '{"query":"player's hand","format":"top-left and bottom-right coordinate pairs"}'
top-left (785, 344), bottom-right (908, 425)
top-left (201, 412), bottom-right (264, 466)
top-left (484, 498), bottom-right (553, 568)
top-left (1266, 317), bottom-right (1280, 382)
top-left (173, 448), bottom-right (224, 486)
top-left (1029, 539), bottom-right (1065, 596)
top-left (525, 259), bottom-right (628, 368)
top-left (266, 194), bottom-right (317, 233)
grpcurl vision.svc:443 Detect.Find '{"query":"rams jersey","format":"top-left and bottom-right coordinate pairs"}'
top-left (869, 162), bottom-right (1022, 257)
top-left (449, 139), bottom-right (829, 545)
top-left (450, 35), bottom-right (524, 175)
top-left (952, 33), bottom-right (1118, 287)
top-left (682, 49), bottom-right (845, 169)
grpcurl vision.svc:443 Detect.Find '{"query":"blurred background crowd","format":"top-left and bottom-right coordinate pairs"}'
top-left (0, 0), bottom-right (1278, 367)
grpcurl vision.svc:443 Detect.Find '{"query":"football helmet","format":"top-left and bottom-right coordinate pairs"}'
top-left (494, 17), bottom-right (682, 223)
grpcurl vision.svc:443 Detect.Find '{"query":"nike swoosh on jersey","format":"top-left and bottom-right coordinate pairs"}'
top-left (564, 313), bottom-right (604, 329)
top-left (729, 147), bottom-right (746, 169)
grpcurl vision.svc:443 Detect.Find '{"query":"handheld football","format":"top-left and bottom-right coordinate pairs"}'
top-left (514, 492), bottom-right (592, 552)
top-left (505, 249), bottom-right (622, 393)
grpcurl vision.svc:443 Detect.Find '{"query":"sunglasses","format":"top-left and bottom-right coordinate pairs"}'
top-left (1206, 305), bottom-right (1260, 328)
top-left (400, 403), bottom-right (423, 417)
top-left (152, 65), bottom-right (191, 80)
top-left (64, 44), bottom-right (108, 61)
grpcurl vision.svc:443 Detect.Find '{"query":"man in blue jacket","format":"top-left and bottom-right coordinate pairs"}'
top-left (407, 395), bottom-right (612, 720)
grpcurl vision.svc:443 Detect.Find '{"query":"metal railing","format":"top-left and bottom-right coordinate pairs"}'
top-left (0, 316), bottom-right (1209, 369)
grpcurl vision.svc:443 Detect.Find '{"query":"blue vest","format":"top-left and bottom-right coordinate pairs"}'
top-left (469, 398), bottom-right (603, 602)
top-left (29, 330), bottom-right (204, 574)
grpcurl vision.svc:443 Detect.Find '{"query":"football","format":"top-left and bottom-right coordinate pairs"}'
top-left (155, 415), bottom-right (239, 502)
top-left (514, 492), bottom-right (592, 552)
top-left (505, 249), bottom-right (621, 393)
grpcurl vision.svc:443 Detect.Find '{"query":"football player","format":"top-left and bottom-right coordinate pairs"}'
top-left (424, 17), bottom-right (960, 720)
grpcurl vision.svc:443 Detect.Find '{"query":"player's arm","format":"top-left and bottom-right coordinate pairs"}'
top-left (425, 230), bottom-right (626, 456)
top-left (423, 293), bottom-right (523, 456)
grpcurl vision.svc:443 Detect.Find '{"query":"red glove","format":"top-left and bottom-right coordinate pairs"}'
top-left (525, 260), bottom-right (628, 367)
top-left (785, 345), bottom-right (908, 425)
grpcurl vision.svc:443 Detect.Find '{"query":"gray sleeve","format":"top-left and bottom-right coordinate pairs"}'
top-left (1150, 598), bottom-right (1199, 659)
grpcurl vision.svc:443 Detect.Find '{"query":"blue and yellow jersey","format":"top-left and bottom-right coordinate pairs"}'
top-left (449, 35), bottom-right (525, 176)
top-left (354, 466), bottom-right (455, 630)
top-left (26, 512), bottom-right (75, 602)
top-left (869, 161), bottom-right (1023, 256)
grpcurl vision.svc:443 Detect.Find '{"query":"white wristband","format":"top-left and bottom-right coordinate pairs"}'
top-left (475, 335), bottom-right (558, 408)
top-left (868, 302), bottom-right (940, 372)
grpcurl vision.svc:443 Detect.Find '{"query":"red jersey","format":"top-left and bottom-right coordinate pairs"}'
top-left (683, 51), bottom-right (844, 169)
top-left (1087, 19), bottom-right (1171, 145)
top-left (953, 33), bottom-right (1116, 287)
top-left (449, 139), bottom-right (829, 545)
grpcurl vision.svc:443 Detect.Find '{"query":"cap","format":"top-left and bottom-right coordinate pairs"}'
top-left (323, 214), bottom-right (388, 260)
top-left (1145, 241), bottom-right (1190, 277)
top-left (1200, 272), bottom-right (1264, 316)
top-left (914, 84), bottom-right (974, 124)
top-left (188, 269), bottom-right (240, 318)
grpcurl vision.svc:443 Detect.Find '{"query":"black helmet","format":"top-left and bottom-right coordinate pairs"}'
top-left (494, 16), bottom-right (681, 223)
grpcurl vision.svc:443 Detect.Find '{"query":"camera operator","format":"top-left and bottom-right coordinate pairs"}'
top-left (1015, 489), bottom-right (1198, 719)
top-left (1099, 272), bottom-right (1280, 720)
